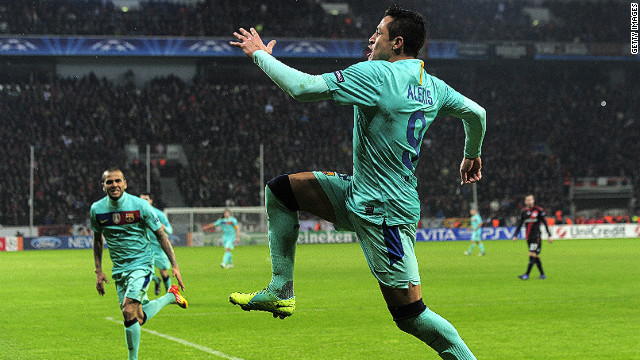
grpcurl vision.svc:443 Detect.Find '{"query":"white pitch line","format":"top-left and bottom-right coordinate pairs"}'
top-left (105, 317), bottom-right (244, 360)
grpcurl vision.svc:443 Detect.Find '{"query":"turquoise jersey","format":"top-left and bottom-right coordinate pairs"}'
top-left (471, 213), bottom-right (483, 236)
top-left (90, 192), bottom-right (161, 275)
top-left (147, 206), bottom-right (173, 253)
top-left (321, 59), bottom-right (485, 226)
top-left (214, 217), bottom-right (238, 242)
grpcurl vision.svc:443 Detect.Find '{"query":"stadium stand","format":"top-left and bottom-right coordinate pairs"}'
top-left (0, 0), bottom-right (637, 228)
top-left (1, 61), bottom-right (638, 226)
top-left (0, 0), bottom-right (629, 42)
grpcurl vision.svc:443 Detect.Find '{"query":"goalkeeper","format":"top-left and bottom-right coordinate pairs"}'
top-left (229, 5), bottom-right (485, 360)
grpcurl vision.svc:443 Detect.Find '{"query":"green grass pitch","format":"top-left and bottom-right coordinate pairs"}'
top-left (1, 238), bottom-right (638, 359)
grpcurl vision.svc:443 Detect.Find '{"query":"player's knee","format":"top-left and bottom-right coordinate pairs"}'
top-left (266, 174), bottom-right (300, 212)
top-left (122, 307), bottom-right (137, 323)
top-left (388, 298), bottom-right (427, 324)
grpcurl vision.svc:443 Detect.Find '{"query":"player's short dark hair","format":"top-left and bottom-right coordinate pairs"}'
top-left (140, 192), bottom-right (152, 199)
top-left (384, 4), bottom-right (427, 58)
top-left (102, 167), bottom-right (125, 182)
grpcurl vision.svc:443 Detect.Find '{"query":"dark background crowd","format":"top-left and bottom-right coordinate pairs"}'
top-left (1, 62), bottom-right (638, 226)
top-left (0, 0), bottom-right (630, 42)
top-left (0, 0), bottom-right (637, 227)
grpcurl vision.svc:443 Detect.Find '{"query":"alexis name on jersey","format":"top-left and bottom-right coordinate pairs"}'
top-left (407, 84), bottom-right (433, 105)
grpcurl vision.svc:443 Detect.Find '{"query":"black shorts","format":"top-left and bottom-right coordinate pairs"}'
top-left (527, 239), bottom-right (542, 254)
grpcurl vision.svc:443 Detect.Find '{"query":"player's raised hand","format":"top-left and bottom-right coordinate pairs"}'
top-left (460, 156), bottom-right (482, 185)
top-left (95, 270), bottom-right (108, 296)
top-left (230, 27), bottom-right (276, 59)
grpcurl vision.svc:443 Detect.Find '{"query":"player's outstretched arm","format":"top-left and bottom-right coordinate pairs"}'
top-left (230, 27), bottom-right (331, 102)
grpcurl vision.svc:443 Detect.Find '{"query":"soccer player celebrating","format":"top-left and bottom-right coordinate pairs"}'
top-left (512, 194), bottom-right (553, 280)
top-left (202, 209), bottom-right (240, 268)
top-left (140, 192), bottom-right (174, 294)
top-left (465, 208), bottom-right (485, 256)
top-left (229, 5), bottom-right (485, 360)
top-left (91, 168), bottom-right (188, 360)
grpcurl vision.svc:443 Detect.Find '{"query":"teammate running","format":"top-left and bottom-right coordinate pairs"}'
top-left (229, 5), bottom-right (485, 359)
top-left (140, 192), bottom-right (174, 294)
top-left (465, 208), bottom-right (485, 256)
top-left (512, 194), bottom-right (553, 280)
top-left (92, 168), bottom-right (187, 360)
top-left (202, 209), bottom-right (240, 268)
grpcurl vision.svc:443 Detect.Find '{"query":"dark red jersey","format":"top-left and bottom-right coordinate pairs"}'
top-left (513, 205), bottom-right (551, 241)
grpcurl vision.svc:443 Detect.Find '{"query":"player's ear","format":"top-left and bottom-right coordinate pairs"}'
top-left (392, 36), bottom-right (403, 54)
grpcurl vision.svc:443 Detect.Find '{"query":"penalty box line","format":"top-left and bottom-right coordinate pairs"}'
top-left (105, 317), bottom-right (244, 360)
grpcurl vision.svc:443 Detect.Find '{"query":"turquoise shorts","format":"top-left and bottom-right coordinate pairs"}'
top-left (313, 171), bottom-right (421, 289)
top-left (153, 246), bottom-right (171, 270)
top-left (222, 235), bottom-right (235, 250)
top-left (471, 229), bottom-right (482, 241)
top-left (113, 268), bottom-right (152, 306)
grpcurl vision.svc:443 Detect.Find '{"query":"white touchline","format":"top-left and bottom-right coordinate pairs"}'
top-left (105, 317), bottom-right (245, 360)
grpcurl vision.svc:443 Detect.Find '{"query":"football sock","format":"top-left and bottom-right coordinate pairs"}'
top-left (396, 307), bottom-right (476, 360)
top-left (265, 185), bottom-right (299, 299)
top-left (162, 275), bottom-right (171, 292)
top-left (227, 251), bottom-right (233, 265)
top-left (124, 319), bottom-right (140, 360)
top-left (466, 243), bottom-right (475, 253)
top-left (478, 243), bottom-right (485, 253)
top-left (141, 293), bottom-right (175, 322)
top-left (526, 256), bottom-right (536, 275)
top-left (223, 251), bottom-right (232, 265)
top-left (535, 257), bottom-right (544, 275)
top-left (152, 274), bottom-right (161, 284)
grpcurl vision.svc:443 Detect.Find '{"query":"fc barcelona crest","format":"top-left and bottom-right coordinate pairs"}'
top-left (112, 213), bottom-right (121, 223)
top-left (125, 212), bottom-right (135, 223)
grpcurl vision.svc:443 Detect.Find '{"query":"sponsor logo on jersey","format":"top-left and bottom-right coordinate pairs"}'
top-left (96, 211), bottom-right (141, 226)
top-left (333, 70), bottom-right (345, 83)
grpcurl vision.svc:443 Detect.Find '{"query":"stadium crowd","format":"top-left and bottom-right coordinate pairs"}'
top-left (0, 0), bottom-right (629, 42)
top-left (1, 62), bottom-right (638, 227)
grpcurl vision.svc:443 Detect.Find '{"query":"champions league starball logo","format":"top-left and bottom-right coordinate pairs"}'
top-left (188, 40), bottom-right (233, 53)
top-left (0, 38), bottom-right (38, 52)
top-left (90, 39), bottom-right (137, 52)
top-left (283, 41), bottom-right (327, 54)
